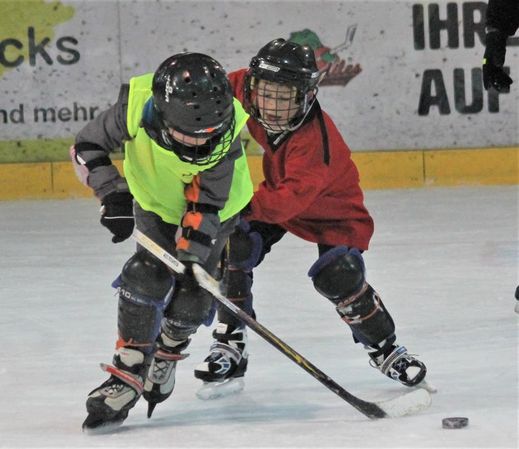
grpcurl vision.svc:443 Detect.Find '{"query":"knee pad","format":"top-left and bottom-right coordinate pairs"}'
top-left (308, 246), bottom-right (395, 346)
top-left (115, 251), bottom-right (174, 349)
top-left (163, 277), bottom-right (215, 340)
top-left (121, 251), bottom-right (173, 298)
top-left (308, 246), bottom-right (365, 302)
top-left (228, 220), bottom-right (263, 271)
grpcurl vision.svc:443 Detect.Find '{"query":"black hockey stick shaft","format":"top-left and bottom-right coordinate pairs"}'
top-left (132, 230), bottom-right (387, 419)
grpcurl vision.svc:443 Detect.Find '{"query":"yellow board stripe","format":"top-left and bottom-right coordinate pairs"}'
top-left (424, 147), bottom-right (519, 186)
top-left (0, 148), bottom-right (517, 200)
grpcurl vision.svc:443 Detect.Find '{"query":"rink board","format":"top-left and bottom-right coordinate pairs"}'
top-left (0, 146), bottom-right (517, 200)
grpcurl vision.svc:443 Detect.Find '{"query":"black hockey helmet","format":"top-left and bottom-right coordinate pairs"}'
top-left (150, 52), bottom-right (235, 164)
top-left (244, 39), bottom-right (322, 131)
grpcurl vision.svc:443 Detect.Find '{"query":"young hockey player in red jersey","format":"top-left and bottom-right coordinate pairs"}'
top-left (187, 39), bottom-right (428, 398)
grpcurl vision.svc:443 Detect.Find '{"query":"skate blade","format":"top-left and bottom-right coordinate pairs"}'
top-left (196, 377), bottom-right (245, 400)
top-left (82, 417), bottom-right (125, 434)
top-left (378, 388), bottom-right (432, 418)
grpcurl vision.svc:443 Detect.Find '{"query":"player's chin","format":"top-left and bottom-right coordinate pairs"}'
top-left (263, 120), bottom-right (287, 132)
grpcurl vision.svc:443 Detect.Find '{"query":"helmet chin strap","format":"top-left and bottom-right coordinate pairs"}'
top-left (286, 91), bottom-right (317, 131)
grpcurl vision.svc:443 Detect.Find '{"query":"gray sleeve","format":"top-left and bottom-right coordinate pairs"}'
top-left (196, 136), bottom-right (243, 209)
top-left (73, 84), bottom-right (133, 199)
top-left (75, 84), bottom-right (132, 150)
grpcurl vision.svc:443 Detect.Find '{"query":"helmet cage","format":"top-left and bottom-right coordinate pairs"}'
top-left (244, 50), bottom-right (321, 132)
top-left (153, 97), bottom-right (233, 136)
top-left (153, 107), bottom-right (236, 166)
top-left (244, 69), bottom-right (318, 133)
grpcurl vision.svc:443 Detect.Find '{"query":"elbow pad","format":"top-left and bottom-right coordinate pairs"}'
top-left (70, 142), bottom-right (112, 187)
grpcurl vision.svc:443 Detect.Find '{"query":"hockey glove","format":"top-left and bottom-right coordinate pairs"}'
top-left (483, 30), bottom-right (513, 91)
top-left (176, 207), bottom-right (220, 266)
top-left (228, 219), bottom-right (263, 271)
top-left (100, 191), bottom-right (134, 243)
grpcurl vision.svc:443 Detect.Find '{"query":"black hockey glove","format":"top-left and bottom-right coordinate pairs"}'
top-left (483, 30), bottom-right (513, 91)
top-left (100, 191), bottom-right (134, 243)
top-left (228, 219), bottom-right (263, 271)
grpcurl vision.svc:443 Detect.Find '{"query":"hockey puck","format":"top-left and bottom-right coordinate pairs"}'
top-left (442, 417), bottom-right (469, 429)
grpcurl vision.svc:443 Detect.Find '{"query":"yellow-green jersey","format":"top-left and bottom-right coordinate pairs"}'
top-left (73, 74), bottom-right (253, 262)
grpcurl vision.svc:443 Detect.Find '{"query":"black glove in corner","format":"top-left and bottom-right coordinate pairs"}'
top-left (483, 31), bottom-right (513, 91)
top-left (100, 191), bottom-right (135, 243)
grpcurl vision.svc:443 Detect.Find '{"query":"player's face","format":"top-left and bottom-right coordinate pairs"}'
top-left (168, 129), bottom-right (209, 147)
top-left (254, 80), bottom-right (299, 132)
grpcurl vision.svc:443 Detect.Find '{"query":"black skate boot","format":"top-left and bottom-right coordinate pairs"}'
top-left (369, 345), bottom-right (427, 387)
top-left (194, 322), bottom-right (248, 400)
top-left (82, 347), bottom-right (146, 432)
top-left (143, 334), bottom-right (189, 418)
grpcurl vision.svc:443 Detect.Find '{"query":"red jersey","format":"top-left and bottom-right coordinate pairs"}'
top-left (228, 69), bottom-right (374, 250)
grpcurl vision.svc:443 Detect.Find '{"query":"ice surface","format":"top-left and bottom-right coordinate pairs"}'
top-left (0, 186), bottom-right (517, 448)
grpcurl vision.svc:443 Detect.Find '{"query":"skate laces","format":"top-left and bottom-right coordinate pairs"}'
top-left (102, 378), bottom-right (127, 395)
top-left (148, 348), bottom-right (186, 382)
top-left (98, 363), bottom-right (144, 395)
top-left (151, 359), bottom-right (171, 379)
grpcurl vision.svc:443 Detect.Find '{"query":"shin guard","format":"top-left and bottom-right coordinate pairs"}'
top-left (114, 251), bottom-right (174, 352)
top-left (308, 246), bottom-right (395, 346)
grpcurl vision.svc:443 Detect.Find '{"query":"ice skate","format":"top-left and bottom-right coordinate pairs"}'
top-left (82, 348), bottom-right (145, 432)
top-left (194, 323), bottom-right (248, 400)
top-left (369, 345), bottom-right (426, 387)
top-left (143, 335), bottom-right (189, 418)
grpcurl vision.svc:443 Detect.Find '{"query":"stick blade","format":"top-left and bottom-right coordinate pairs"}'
top-left (377, 388), bottom-right (432, 418)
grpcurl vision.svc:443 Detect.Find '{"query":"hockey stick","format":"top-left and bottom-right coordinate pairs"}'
top-left (132, 229), bottom-right (431, 419)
